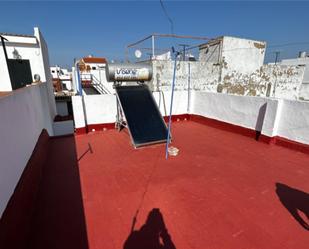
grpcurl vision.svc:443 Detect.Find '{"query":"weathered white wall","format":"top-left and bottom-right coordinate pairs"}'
top-left (221, 36), bottom-right (266, 74)
top-left (151, 60), bottom-right (220, 92)
top-left (218, 65), bottom-right (305, 99)
top-left (299, 83), bottom-right (309, 100)
top-left (0, 83), bottom-right (55, 217)
top-left (281, 57), bottom-right (309, 83)
top-left (279, 57), bottom-right (309, 100)
top-left (150, 60), bottom-right (305, 101)
top-left (199, 36), bottom-right (266, 74)
top-left (199, 40), bottom-right (221, 63)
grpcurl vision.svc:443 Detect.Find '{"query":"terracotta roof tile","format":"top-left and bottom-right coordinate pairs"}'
top-left (82, 57), bottom-right (107, 64)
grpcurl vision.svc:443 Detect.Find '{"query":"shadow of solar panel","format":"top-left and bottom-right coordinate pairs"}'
top-left (116, 85), bottom-right (168, 148)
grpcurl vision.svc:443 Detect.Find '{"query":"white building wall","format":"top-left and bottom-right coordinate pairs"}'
top-left (34, 27), bottom-right (57, 118)
top-left (221, 36), bottom-right (266, 74)
top-left (0, 35), bottom-right (41, 84)
top-left (0, 28), bottom-right (57, 116)
top-left (0, 44), bottom-right (11, 91)
top-left (0, 83), bottom-right (54, 217)
top-left (279, 57), bottom-right (309, 100)
top-left (280, 57), bottom-right (309, 83)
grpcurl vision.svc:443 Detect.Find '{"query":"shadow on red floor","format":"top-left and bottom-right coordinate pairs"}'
top-left (124, 208), bottom-right (176, 249)
top-left (276, 183), bottom-right (309, 231)
top-left (0, 133), bottom-right (89, 249)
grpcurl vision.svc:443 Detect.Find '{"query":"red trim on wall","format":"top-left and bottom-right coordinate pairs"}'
top-left (190, 114), bottom-right (257, 138)
top-left (163, 114), bottom-right (190, 123)
top-left (273, 136), bottom-right (309, 154)
top-left (74, 114), bottom-right (309, 155)
top-left (87, 123), bottom-right (115, 131)
top-left (190, 114), bottom-right (309, 155)
top-left (0, 130), bottom-right (50, 248)
top-left (75, 127), bottom-right (87, 135)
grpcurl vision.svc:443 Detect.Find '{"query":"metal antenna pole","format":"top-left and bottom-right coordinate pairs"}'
top-left (152, 35), bottom-right (155, 59)
top-left (178, 44), bottom-right (189, 61)
top-left (165, 49), bottom-right (179, 159)
top-left (274, 51), bottom-right (280, 65)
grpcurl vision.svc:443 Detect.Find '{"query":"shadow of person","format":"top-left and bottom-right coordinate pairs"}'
top-left (276, 183), bottom-right (309, 230)
top-left (123, 208), bottom-right (176, 249)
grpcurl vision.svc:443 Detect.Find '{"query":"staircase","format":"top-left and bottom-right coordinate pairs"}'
top-left (80, 74), bottom-right (111, 95)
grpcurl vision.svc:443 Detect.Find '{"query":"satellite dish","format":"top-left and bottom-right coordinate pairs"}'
top-left (135, 49), bottom-right (142, 59)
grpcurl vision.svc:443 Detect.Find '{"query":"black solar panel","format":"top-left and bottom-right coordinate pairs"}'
top-left (115, 85), bottom-right (168, 147)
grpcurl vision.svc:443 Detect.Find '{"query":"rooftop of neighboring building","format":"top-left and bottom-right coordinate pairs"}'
top-left (82, 56), bottom-right (107, 64)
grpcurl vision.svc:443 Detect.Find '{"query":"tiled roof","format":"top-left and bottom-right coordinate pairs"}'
top-left (82, 57), bottom-right (107, 64)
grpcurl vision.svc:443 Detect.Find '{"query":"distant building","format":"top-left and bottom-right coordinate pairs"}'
top-left (74, 56), bottom-right (112, 95)
top-left (0, 27), bottom-right (53, 92)
top-left (199, 36), bottom-right (266, 74)
top-left (278, 52), bottom-right (309, 100)
top-left (280, 52), bottom-right (309, 84)
top-left (50, 66), bottom-right (72, 92)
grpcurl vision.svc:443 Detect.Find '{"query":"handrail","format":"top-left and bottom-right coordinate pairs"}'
top-left (80, 73), bottom-right (111, 94)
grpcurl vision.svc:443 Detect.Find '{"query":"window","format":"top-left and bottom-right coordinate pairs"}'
top-left (92, 66), bottom-right (96, 70)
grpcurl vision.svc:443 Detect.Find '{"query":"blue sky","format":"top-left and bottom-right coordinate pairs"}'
top-left (1, 1), bottom-right (309, 67)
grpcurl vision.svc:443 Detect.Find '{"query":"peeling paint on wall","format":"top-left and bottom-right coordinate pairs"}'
top-left (253, 42), bottom-right (266, 49)
top-left (150, 60), bottom-right (305, 100)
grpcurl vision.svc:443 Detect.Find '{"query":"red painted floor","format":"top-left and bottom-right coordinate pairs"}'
top-left (30, 121), bottom-right (309, 249)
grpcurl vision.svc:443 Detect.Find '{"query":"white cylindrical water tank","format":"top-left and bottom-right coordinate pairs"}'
top-left (106, 63), bottom-right (153, 82)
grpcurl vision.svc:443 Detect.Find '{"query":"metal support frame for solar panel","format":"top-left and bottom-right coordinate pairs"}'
top-left (115, 84), bottom-right (168, 148)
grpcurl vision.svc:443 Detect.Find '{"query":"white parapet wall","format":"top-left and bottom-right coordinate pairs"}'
top-left (191, 91), bottom-right (280, 137)
top-left (72, 90), bottom-right (189, 131)
top-left (0, 83), bottom-right (55, 217)
top-left (83, 94), bottom-right (117, 125)
top-left (191, 91), bottom-right (309, 144)
top-left (276, 99), bottom-right (309, 144)
top-left (72, 89), bottom-right (309, 146)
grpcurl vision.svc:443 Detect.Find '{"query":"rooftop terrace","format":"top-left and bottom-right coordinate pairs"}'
top-left (2, 120), bottom-right (308, 249)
